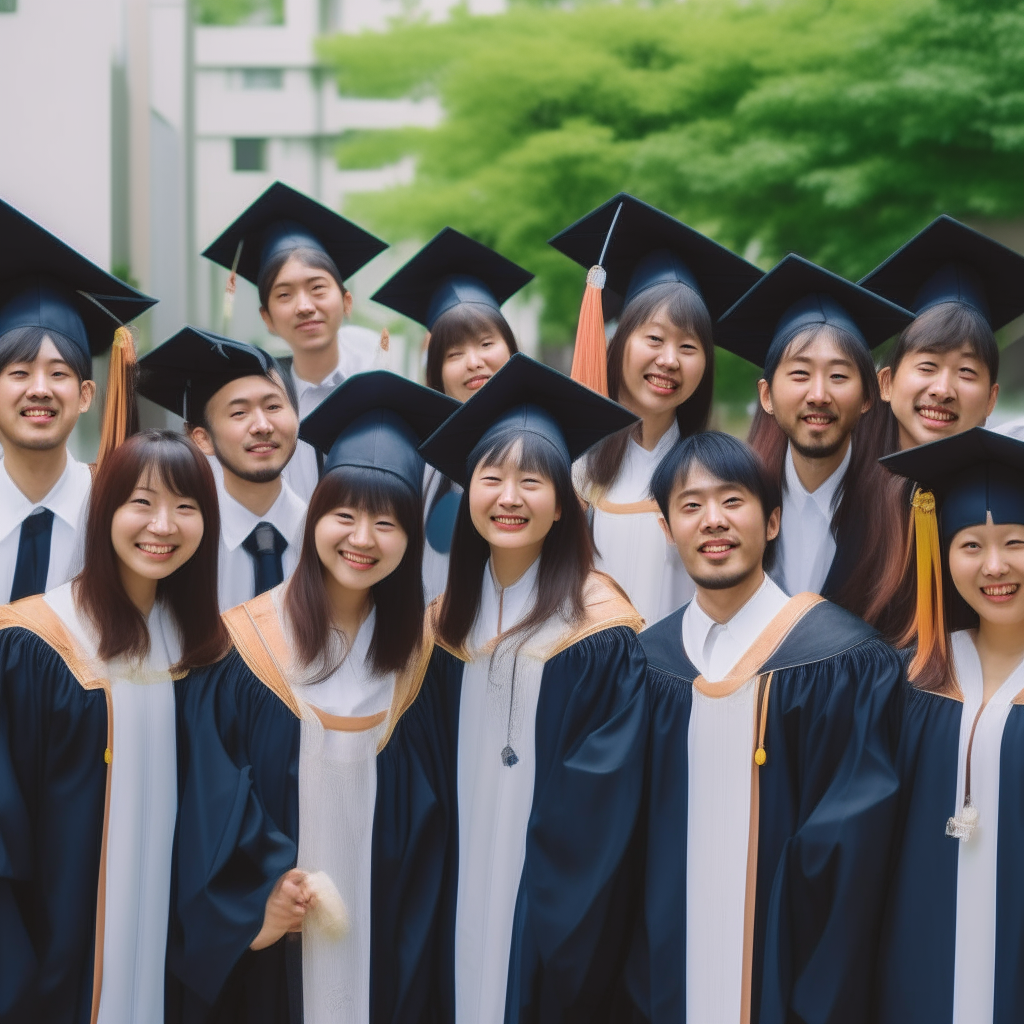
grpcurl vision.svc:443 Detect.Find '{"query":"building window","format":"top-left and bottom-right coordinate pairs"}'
top-left (233, 138), bottom-right (267, 172)
top-left (242, 68), bottom-right (283, 89)
top-left (0, 0), bottom-right (16, 12)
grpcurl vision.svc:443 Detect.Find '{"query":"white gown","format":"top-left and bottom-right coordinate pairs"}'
top-left (454, 557), bottom-right (558, 1024)
top-left (44, 582), bottom-right (180, 1024)
top-left (948, 630), bottom-right (1024, 1024)
top-left (280, 597), bottom-right (395, 1024)
top-left (577, 420), bottom-right (693, 626)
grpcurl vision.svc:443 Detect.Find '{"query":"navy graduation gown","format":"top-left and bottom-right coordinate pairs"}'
top-left (630, 600), bottom-right (903, 1024)
top-left (167, 650), bottom-right (301, 1024)
top-left (875, 685), bottom-right (1024, 1023)
top-left (374, 624), bottom-right (648, 1024)
top-left (0, 625), bottom-right (108, 1024)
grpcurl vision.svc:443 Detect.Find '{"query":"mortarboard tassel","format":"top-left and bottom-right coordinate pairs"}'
top-left (907, 488), bottom-right (946, 682)
top-left (569, 201), bottom-right (623, 397)
top-left (303, 870), bottom-right (350, 940)
top-left (96, 325), bottom-right (139, 470)
top-left (221, 239), bottom-right (244, 333)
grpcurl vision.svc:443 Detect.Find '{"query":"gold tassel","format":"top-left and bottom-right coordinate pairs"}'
top-left (570, 265), bottom-right (609, 396)
top-left (222, 239), bottom-right (244, 332)
top-left (96, 326), bottom-right (139, 470)
top-left (380, 326), bottom-right (390, 352)
top-left (908, 488), bottom-right (946, 679)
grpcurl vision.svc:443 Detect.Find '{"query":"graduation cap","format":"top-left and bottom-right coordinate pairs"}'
top-left (0, 196), bottom-right (157, 366)
top-left (419, 353), bottom-right (637, 487)
top-left (202, 181), bottom-right (389, 287)
top-left (137, 326), bottom-right (284, 422)
top-left (860, 215), bottom-right (1024, 331)
top-left (881, 427), bottom-right (1024, 542)
top-left (549, 193), bottom-right (764, 320)
top-left (716, 253), bottom-right (915, 371)
top-left (299, 370), bottom-right (458, 496)
top-left (370, 227), bottom-right (534, 330)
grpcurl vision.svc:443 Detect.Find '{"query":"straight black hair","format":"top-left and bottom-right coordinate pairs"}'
top-left (0, 324), bottom-right (91, 381)
top-left (581, 281), bottom-right (714, 495)
top-left (880, 301), bottom-right (999, 454)
top-left (285, 464), bottom-right (425, 678)
top-left (185, 357), bottom-right (299, 432)
top-left (257, 245), bottom-right (347, 310)
top-left (425, 303), bottom-right (519, 395)
top-left (436, 428), bottom-right (593, 652)
top-left (650, 430), bottom-right (781, 571)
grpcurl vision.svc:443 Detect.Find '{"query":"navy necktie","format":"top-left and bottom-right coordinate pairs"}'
top-left (241, 522), bottom-right (287, 596)
top-left (10, 507), bottom-right (55, 601)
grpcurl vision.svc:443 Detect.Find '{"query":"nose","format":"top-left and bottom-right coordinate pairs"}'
top-left (250, 407), bottom-right (272, 434)
top-left (498, 478), bottom-right (522, 508)
top-left (806, 370), bottom-right (831, 405)
top-left (295, 288), bottom-right (316, 314)
top-left (928, 368), bottom-right (955, 400)
top-left (147, 505), bottom-right (176, 536)
top-left (25, 368), bottom-right (53, 398)
top-left (981, 544), bottom-right (1008, 578)
top-left (701, 500), bottom-right (728, 532)
top-left (655, 346), bottom-right (680, 370)
top-left (465, 346), bottom-right (486, 370)
top-left (349, 516), bottom-right (374, 548)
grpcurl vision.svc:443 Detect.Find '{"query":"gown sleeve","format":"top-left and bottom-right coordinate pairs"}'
top-left (166, 651), bottom-right (301, 1024)
top-left (0, 627), bottom-right (107, 1024)
top-left (507, 625), bottom-right (649, 1024)
top-left (758, 636), bottom-right (903, 1024)
top-left (371, 645), bottom-right (463, 1024)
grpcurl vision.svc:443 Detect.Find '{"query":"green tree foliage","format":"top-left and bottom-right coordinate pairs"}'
top-left (319, 0), bottom-right (1024, 400)
top-left (195, 0), bottom-right (282, 26)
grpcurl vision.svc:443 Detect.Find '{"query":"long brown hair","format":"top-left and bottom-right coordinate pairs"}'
top-left (581, 281), bottom-right (713, 495)
top-left (747, 323), bottom-right (905, 623)
top-left (436, 428), bottom-right (594, 652)
top-left (75, 430), bottom-right (228, 671)
top-left (425, 303), bottom-right (519, 394)
top-left (284, 465), bottom-right (425, 678)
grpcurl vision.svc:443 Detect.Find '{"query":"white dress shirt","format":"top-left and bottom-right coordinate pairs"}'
top-left (215, 471), bottom-right (306, 611)
top-left (775, 442), bottom-right (851, 597)
top-left (0, 452), bottom-right (91, 602)
top-left (283, 326), bottom-right (387, 501)
top-left (585, 418), bottom-right (695, 625)
top-left (681, 573), bottom-right (790, 1024)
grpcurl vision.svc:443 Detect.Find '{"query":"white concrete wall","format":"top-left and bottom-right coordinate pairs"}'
top-left (0, 0), bottom-right (119, 268)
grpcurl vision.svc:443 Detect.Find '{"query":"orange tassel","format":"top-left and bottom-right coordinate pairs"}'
top-left (571, 265), bottom-right (609, 396)
top-left (380, 326), bottom-right (390, 352)
top-left (96, 325), bottom-right (139, 470)
top-left (908, 488), bottom-right (946, 680)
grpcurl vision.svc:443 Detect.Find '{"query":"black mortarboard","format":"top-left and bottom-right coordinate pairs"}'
top-left (419, 353), bottom-right (637, 486)
top-left (859, 215), bottom-right (1024, 331)
top-left (716, 253), bottom-right (914, 371)
top-left (370, 227), bottom-right (534, 330)
top-left (547, 192), bottom-right (763, 320)
top-left (137, 326), bottom-right (282, 422)
top-left (0, 197), bottom-right (156, 366)
top-left (202, 181), bottom-right (388, 286)
top-left (881, 427), bottom-right (1024, 541)
top-left (299, 370), bottom-right (458, 496)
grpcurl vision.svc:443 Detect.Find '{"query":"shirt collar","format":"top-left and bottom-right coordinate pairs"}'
top-left (682, 573), bottom-right (789, 677)
top-left (783, 441), bottom-right (851, 521)
top-left (0, 453), bottom-right (90, 542)
top-left (473, 555), bottom-right (542, 647)
top-left (218, 474), bottom-right (308, 551)
top-left (291, 360), bottom-right (345, 399)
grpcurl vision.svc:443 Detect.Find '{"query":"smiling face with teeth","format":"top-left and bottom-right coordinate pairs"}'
top-left (314, 503), bottom-right (409, 595)
top-left (758, 329), bottom-right (871, 462)
top-left (111, 468), bottom-right (206, 602)
top-left (948, 519), bottom-right (1024, 629)
top-left (0, 334), bottom-right (95, 454)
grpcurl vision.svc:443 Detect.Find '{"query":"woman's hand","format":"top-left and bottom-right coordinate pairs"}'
top-left (250, 868), bottom-right (314, 951)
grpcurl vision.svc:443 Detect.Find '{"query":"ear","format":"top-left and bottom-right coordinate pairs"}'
top-left (553, 498), bottom-right (562, 522)
top-left (757, 378), bottom-right (773, 416)
top-left (877, 365), bottom-right (892, 403)
top-left (342, 289), bottom-right (354, 318)
top-left (986, 381), bottom-right (999, 418)
top-left (259, 306), bottom-right (277, 335)
top-left (766, 506), bottom-right (781, 543)
top-left (657, 514), bottom-right (674, 545)
top-left (189, 425), bottom-right (216, 457)
top-left (78, 378), bottom-right (96, 413)
top-left (860, 390), bottom-right (873, 415)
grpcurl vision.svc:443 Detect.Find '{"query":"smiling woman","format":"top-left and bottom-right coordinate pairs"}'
top-left (0, 429), bottom-right (226, 1023)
